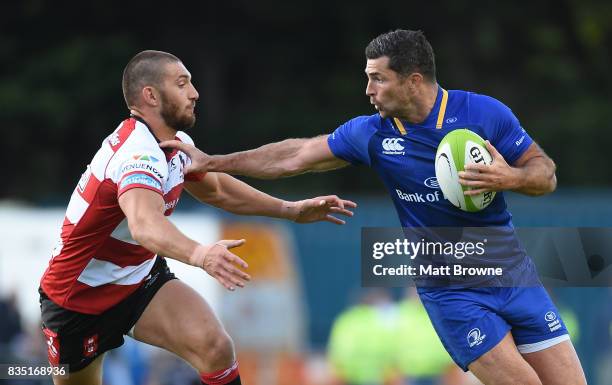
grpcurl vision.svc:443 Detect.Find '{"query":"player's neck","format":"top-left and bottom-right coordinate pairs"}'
top-left (399, 83), bottom-right (439, 124)
top-left (131, 111), bottom-right (178, 141)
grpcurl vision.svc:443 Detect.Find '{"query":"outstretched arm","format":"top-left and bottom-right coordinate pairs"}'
top-left (161, 135), bottom-right (349, 179)
top-left (118, 188), bottom-right (251, 290)
top-left (459, 142), bottom-right (557, 196)
top-left (185, 172), bottom-right (356, 224)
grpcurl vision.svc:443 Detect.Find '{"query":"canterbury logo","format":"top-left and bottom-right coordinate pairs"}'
top-left (382, 138), bottom-right (405, 151)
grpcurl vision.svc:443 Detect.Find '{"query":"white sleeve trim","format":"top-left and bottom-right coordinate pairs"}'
top-left (517, 334), bottom-right (570, 354)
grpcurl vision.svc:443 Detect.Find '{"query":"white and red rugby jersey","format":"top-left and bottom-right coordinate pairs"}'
top-left (41, 117), bottom-right (200, 314)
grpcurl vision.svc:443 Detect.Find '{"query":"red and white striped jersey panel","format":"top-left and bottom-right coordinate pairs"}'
top-left (41, 118), bottom-right (194, 314)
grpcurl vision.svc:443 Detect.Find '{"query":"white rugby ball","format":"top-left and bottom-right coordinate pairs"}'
top-left (435, 129), bottom-right (495, 212)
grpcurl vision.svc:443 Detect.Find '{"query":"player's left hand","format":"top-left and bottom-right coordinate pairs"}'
top-left (458, 141), bottom-right (520, 195)
top-left (289, 195), bottom-right (357, 225)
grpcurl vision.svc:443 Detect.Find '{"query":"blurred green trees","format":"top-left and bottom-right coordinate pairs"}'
top-left (2, 0), bottom-right (610, 201)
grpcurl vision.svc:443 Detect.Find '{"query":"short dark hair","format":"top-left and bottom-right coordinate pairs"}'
top-left (122, 50), bottom-right (181, 108)
top-left (365, 30), bottom-right (436, 81)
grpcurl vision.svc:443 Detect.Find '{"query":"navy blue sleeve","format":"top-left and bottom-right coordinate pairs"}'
top-left (475, 95), bottom-right (533, 165)
top-left (327, 115), bottom-right (377, 166)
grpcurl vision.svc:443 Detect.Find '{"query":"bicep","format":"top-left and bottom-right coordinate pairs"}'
top-left (512, 142), bottom-right (552, 168)
top-left (184, 172), bottom-right (223, 203)
top-left (297, 135), bottom-right (349, 172)
top-left (118, 188), bottom-right (166, 223)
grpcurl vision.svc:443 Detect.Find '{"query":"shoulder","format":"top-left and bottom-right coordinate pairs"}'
top-left (107, 120), bottom-right (167, 179)
top-left (353, 113), bottom-right (383, 128)
top-left (175, 131), bottom-right (195, 146)
top-left (335, 113), bottom-right (381, 134)
top-left (118, 121), bottom-right (165, 158)
top-left (467, 92), bottom-right (515, 119)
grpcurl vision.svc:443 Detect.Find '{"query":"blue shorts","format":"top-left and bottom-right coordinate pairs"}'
top-left (417, 285), bottom-right (570, 370)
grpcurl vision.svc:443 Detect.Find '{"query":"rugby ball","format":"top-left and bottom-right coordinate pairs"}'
top-left (435, 129), bottom-right (495, 212)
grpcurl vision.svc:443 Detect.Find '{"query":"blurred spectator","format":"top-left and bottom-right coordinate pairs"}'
top-left (327, 289), bottom-right (399, 385)
top-left (0, 292), bottom-right (24, 352)
top-left (395, 289), bottom-right (470, 385)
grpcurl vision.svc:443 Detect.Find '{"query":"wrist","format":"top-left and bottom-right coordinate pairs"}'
top-left (281, 200), bottom-right (299, 221)
top-left (189, 244), bottom-right (209, 268)
top-left (208, 155), bottom-right (220, 171)
top-left (209, 154), bottom-right (231, 172)
top-left (509, 167), bottom-right (525, 190)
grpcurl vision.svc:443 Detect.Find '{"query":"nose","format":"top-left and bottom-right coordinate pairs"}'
top-left (365, 80), bottom-right (374, 96)
top-left (190, 84), bottom-right (199, 101)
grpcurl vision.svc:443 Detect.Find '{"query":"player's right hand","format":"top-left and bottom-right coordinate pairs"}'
top-left (191, 239), bottom-right (250, 291)
top-left (160, 140), bottom-right (209, 175)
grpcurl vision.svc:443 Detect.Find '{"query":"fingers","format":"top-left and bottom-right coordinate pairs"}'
top-left (328, 206), bottom-right (354, 217)
top-left (202, 240), bottom-right (250, 290)
top-left (159, 140), bottom-right (192, 154)
top-left (458, 176), bottom-right (488, 187)
top-left (324, 214), bottom-right (346, 225)
top-left (213, 251), bottom-right (250, 291)
top-left (462, 163), bottom-right (488, 173)
top-left (464, 188), bottom-right (489, 196)
top-left (217, 239), bottom-right (246, 250)
top-left (458, 168), bottom-right (484, 179)
top-left (222, 248), bottom-right (249, 269)
top-left (317, 195), bottom-right (358, 210)
top-left (485, 140), bottom-right (501, 159)
top-left (219, 262), bottom-right (251, 290)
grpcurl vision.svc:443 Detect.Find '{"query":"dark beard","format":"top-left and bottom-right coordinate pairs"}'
top-left (160, 92), bottom-right (196, 131)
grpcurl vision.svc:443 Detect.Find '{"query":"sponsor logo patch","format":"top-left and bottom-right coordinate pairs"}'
top-left (120, 174), bottom-right (162, 191)
top-left (108, 133), bottom-right (120, 146)
top-left (424, 176), bottom-right (439, 189)
top-left (545, 311), bottom-right (562, 332)
top-left (83, 334), bottom-right (99, 358)
top-left (120, 163), bottom-right (164, 179)
top-left (396, 188), bottom-right (442, 203)
top-left (43, 328), bottom-right (60, 366)
top-left (467, 328), bottom-right (487, 348)
top-left (382, 138), bottom-right (405, 155)
top-left (132, 154), bottom-right (159, 162)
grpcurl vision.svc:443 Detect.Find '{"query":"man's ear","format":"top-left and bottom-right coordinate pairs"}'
top-left (141, 86), bottom-right (159, 107)
top-left (409, 73), bottom-right (424, 87)
top-left (403, 72), bottom-right (423, 93)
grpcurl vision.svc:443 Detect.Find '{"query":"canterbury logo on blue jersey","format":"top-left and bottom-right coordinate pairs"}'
top-left (382, 138), bottom-right (405, 155)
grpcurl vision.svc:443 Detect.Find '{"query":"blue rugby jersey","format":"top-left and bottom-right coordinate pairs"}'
top-left (328, 87), bottom-right (535, 278)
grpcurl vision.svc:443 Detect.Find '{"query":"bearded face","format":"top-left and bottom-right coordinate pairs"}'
top-left (159, 89), bottom-right (196, 131)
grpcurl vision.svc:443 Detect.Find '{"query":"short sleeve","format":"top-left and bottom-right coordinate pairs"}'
top-left (113, 153), bottom-right (168, 197)
top-left (327, 115), bottom-right (377, 166)
top-left (477, 95), bottom-right (533, 165)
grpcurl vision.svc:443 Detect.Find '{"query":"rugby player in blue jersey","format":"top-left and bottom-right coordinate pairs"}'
top-left (162, 30), bottom-right (586, 385)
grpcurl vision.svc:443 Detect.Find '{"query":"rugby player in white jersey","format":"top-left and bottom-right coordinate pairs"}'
top-left (39, 50), bottom-right (356, 385)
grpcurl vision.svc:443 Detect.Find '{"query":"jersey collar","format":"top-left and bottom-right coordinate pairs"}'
top-left (391, 85), bottom-right (449, 135)
top-left (130, 115), bottom-right (178, 160)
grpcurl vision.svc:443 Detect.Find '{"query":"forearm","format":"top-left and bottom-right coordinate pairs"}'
top-left (189, 174), bottom-right (298, 220)
top-left (208, 138), bottom-right (311, 179)
top-left (511, 157), bottom-right (557, 196)
top-left (131, 214), bottom-right (206, 266)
